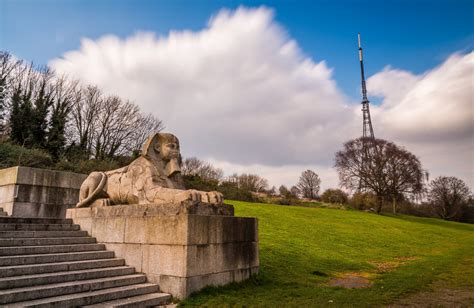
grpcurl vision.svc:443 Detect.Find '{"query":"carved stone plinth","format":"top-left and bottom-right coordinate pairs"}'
top-left (66, 203), bottom-right (259, 299)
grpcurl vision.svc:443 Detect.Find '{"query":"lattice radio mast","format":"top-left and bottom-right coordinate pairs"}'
top-left (358, 33), bottom-right (375, 139)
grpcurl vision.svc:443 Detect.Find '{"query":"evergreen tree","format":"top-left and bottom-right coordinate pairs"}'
top-left (9, 88), bottom-right (28, 145)
top-left (0, 75), bottom-right (6, 134)
top-left (46, 100), bottom-right (69, 160)
top-left (30, 77), bottom-right (53, 148)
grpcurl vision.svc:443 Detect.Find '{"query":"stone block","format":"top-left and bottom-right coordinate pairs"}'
top-left (104, 243), bottom-right (144, 272)
top-left (0, 166), bottom-right (86, 217)
top-left (187, 215), bottom-right (258, 245)
top-left (142, 244), bottom-right (187, 277)
top-left (73, 217), bottom-right (93, 235)
top-left (185, 242), bottom-right (259, 277)
top-left (92, 217), bottom-right (126, 243)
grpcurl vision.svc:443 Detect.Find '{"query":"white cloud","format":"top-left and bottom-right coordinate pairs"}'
top-left (50, 6), bottom-right (473, 190)
top-left (368, 52), bottom-right (474, 187)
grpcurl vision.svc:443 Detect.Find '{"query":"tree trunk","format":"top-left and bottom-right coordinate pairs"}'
top-left (392, 197), bottom-right (397, 214)
top-left (376, 196), bottom-right (383, 214)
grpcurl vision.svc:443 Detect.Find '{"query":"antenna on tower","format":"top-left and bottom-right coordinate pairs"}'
top-left (358, 33), bottom-right (375, 139)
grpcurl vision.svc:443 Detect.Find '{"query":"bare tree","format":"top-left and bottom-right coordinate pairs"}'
top-left (290, 186), bottom-right (301, 199)
top-left (182, 157), bottom-right (203, 175)
top-left (0, 52), bottom-right (21, 135)
top-left (428, 176), bottom-right (471, 220)
top-left (182, 157), bottom-right (224, 181)
top-left (69, 85), bottom-right (163, 160)
top-left (296, 170), bottom-right (320, 199)
top-left (1, 53), bottom-right (164, 162)
top-left (335, 137), bottom-right (424, 213)
top-left (131, 113), bottom-right (164, 154)
top-left (236, 173), bottom-right (268, 193)
top-left (70, 85), bottom-right (102, 155)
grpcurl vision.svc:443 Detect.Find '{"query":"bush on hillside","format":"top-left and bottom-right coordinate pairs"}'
top-left (183, 175), bottom-right (219, 191)
top-left (54, 159), bottom-right (124, 175)
top-left (277, 185), bottom-right (300, 205)
top-left (0, 142), bottom-right (53, 169)
top-left (321, 189), bottom-right (348, 204)
top-left (217, 181), bottom-right (255, 202)
top-left (459, 202), bottom-right (474, 224)
top-left (350, 192), bottom-right (378, 211)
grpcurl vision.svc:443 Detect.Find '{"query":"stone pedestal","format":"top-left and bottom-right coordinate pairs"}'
top-left (66, 202), bottom-right (259, 299)
top-left (0, 166), bottom-right (87, 217)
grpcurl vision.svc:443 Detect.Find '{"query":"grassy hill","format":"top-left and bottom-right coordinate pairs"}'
top-left (181, 200), bottom-right (474, 306)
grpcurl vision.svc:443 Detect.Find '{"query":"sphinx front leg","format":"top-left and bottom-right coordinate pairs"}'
top-left (199, 191), bottom-right (224, 205)
top-left (141, 186), bottom-right (202, 204)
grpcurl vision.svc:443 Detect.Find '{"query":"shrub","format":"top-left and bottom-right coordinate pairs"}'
top-left (217, 181), bottom-right (255, 202)
top-left (321, 189), bottom-right (348, 204)
top-left (350, 192), bottom-right (378, 211)
top-left (183, 175), bottom-right (219, 191)
top-left (0, 142), bottom-right (53, 169)
top-left (54, 159), bottom-right (122, 174)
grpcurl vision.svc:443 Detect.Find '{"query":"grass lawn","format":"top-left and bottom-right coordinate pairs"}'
top-left (181, 200), bottom-right (474, 306)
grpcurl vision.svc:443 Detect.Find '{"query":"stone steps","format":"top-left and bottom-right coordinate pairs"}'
top-left (0, 217), bottom-right (73, 224)
top-left (0, 216), bottom-right (171, 306)
top-left (6, 284), bottom-right (169, 307)
top-left (0, 223), bottom-right (81, 231)
top-left (0, 236), bottom-right (96, 246)
top-left (0, 243), bottom-right (106, 256)
top-left (0, 266), bottom-right (136, 289)
top-left (0, 258), bottom-right (125, 277)
top-left (0, 274), bottom-right (147, 304)
top-left (0, 229), bottom-right (89, 238)
top-left (83, 292), bottom-right (172, 307)
top-left (0, 250), bottom-right (116, 266)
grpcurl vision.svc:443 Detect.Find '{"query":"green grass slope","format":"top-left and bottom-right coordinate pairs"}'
top-left (182, 200), bottom-right (474, 306)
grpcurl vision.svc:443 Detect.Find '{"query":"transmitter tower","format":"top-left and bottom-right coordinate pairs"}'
top-left (358, 33), bottom-right (375, 139)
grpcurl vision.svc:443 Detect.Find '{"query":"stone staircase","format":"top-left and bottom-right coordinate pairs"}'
top-left (0, 216), bottom-right (171, 307)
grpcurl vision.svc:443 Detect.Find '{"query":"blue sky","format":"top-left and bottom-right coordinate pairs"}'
top-left (0, 1), bottom-right (472, 188)
top-left (1, 0), bottom-right (472, 101)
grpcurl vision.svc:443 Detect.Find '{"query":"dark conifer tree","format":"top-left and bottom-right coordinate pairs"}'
top-left (30, 77), bottom-right (53, 148)
top-left (46, 100), bottom-right (69, 160)
top-left (9, 88), bottom-right (30, 145)
top-left (0, 75), bottom-right (6, 134)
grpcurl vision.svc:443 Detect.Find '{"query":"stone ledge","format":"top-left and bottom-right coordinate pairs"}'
top-left (0, 166), bottom-right (86, 217)
top-left (68, 202), bottom-right (234, 218)
top-left (0, 166), bottom-right (86, 188)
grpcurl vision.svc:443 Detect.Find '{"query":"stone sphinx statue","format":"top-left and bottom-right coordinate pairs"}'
top-left (76, 133), bottom-right (223, 208)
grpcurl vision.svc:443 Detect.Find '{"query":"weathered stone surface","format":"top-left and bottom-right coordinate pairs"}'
top-left (66, 203), bottom-right (259, 299)
top-left (0, 166), bottom-right (87, 217)
top-left (77, 133), bottom-right (225, 210)
top-left (154, 267), bottom-right (259, 298)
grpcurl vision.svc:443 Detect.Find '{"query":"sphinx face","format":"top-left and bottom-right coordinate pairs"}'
top-left (159, 142), bottom-right (180, 160)
top-left (159, 141), bottom-right (181, 177)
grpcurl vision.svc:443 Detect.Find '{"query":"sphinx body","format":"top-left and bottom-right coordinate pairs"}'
top-left (77, 133), bottom-right (223, 207)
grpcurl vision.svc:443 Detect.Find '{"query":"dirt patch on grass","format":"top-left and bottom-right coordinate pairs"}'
top-left (329, 272), bottom-right (372, 289)
top-left (370, 256), bottom-right (418, 273)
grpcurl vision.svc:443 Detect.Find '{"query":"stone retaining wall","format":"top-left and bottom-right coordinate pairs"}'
top-left (0, 166), bottom-right (87, 217)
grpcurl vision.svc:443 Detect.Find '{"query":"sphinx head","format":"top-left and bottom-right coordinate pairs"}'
top-left (141, 133), bottom-right (182, 177)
